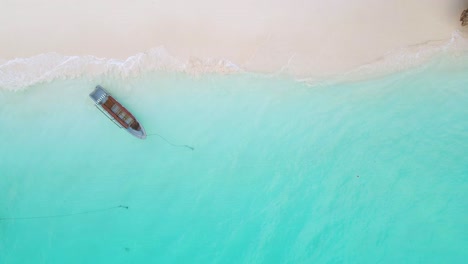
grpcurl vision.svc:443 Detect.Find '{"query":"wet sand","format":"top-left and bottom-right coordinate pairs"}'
top-left (1, 0), bottom-right (467, 77)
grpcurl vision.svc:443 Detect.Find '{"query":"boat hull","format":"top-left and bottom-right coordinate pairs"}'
top-left (89, 85), bottom-right (147, 139)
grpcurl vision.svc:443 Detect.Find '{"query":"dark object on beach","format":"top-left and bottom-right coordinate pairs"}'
top-left (90, 85), bottom-right (147, 139)
top-left (461, 9), bottom-right (468, 26)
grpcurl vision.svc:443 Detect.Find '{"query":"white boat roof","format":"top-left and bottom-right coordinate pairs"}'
top-left (89, 85), bottom-right (109, 104)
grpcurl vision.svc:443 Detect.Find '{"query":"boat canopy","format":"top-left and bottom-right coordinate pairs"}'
top-left (89, 85), bottom-right (109, 104)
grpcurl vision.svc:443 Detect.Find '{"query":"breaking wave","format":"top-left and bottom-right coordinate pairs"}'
top-left (0, 47), bottom-right (241, 91)
top-left (1, 30), bottom-right (467, 91)
top-left (299, 30), bottom-right (468, 86)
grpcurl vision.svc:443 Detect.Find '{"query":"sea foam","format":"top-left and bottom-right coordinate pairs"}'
top-left (1, 30), bottom-right (467, 91)
top-left (0, 47), bottom-right (241, 91)
top-left (299, 30), bottom-right (468, 86)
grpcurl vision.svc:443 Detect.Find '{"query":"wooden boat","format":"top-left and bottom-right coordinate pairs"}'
top-left (89, 85), bottom-right (147, 139)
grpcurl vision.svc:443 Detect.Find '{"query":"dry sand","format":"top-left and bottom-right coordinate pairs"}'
top-left (1, 0), bottom-right (467, 77)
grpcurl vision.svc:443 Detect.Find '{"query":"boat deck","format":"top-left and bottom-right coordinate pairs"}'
top-left (101, 96), bottom-right (141, 130)
top-left (90, 85), bottom-right (146, 139)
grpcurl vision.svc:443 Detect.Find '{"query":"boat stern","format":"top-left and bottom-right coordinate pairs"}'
top-left (89, 85), bottom-right (109, 105)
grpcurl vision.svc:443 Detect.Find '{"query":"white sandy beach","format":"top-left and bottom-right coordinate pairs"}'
top-left (1, 0), bottom-right (467, 77)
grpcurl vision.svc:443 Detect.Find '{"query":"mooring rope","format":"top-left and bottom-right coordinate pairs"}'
top-left (0, 205), bottom-right (129, 221)
top-left (147, 132), bottom-right (194, 151)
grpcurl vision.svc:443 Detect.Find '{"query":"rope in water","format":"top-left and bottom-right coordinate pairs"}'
top-left (147, 132), bottom-right (194, 151)
top-left (0, 205), bottom-right (129, 221)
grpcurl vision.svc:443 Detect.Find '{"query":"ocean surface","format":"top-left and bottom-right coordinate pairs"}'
top-left (0, 51), bottom-right (467, 263)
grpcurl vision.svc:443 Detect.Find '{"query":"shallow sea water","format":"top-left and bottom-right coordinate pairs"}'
top-left (0, 55), bottom-right (467, 263)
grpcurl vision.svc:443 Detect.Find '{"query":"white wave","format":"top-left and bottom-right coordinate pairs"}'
top-left (1, 30), bottom-right (467, 91)
top-left (0, 47), bottom-right (241, 91)
top-left (298, 30), bottom-right (468, 86)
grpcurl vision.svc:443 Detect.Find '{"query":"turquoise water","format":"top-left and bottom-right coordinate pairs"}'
top-left (1, 56), bottom-right (467, 263)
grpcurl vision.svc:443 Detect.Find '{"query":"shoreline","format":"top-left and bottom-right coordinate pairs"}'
top-left (0, 42), bottom-right (468, 92)
top-left (1, 31), bottom-right (467, 91)
top-left (0, 31), bottom-right (468, 91)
